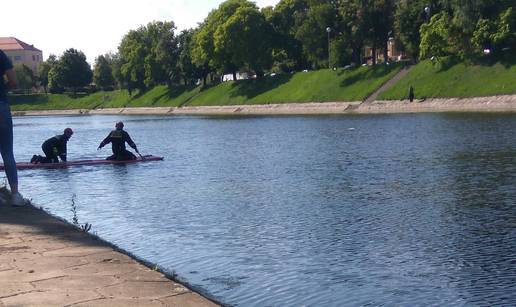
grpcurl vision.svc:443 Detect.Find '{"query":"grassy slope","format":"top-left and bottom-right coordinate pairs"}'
top-left (379, 57), bottom-right (516, 100)
top-left (8, 65), bottom-right (402, 111)
top-left (188, 65), bottom-right (402, 106)
top-left (9, 85), bottom-right (200, 111)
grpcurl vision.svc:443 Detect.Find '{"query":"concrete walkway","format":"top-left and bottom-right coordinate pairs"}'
top-left (0, 203), bottom-right (219, 307)
top-left (363, 65), bottom-right (414, 104)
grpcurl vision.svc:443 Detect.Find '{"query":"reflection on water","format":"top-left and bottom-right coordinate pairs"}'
top-left (10, 114), bottom-right (516, 306)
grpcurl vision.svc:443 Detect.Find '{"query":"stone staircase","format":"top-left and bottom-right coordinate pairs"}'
top-left (363, 65), bottom-right (414, 104)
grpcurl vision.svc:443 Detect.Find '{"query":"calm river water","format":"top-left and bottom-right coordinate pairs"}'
top-left (10, 113), bottom-right (516, 306)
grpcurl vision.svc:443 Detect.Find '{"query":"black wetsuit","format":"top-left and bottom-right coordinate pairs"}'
top-left (99, 129), bottom-right (138, 161)
top-left (41, 134), bottom-right (69, 163)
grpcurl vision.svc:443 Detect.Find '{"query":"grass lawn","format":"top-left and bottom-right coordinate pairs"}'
top-left (187, 64), bottom-right (402, 106)
top-left (8, 64), bottom-right (402, 111)
top-left (379, 56), bottom-right (516, 100)
top-left (9, 85), bottom-right (199, 111)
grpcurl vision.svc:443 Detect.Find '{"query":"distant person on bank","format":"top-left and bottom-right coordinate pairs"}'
top-left (97, 121), bottom-right (140, 161)
top-left (31, 128), bottom-right (74, 164)
top-left (409, 85), bottom-right (415, 102)
top-left (0, 49), bottom-right (24, 206)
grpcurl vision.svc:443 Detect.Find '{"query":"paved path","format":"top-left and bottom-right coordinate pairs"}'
top-left (0, 203), bottom-right (219, 307)
top-left (363, 65), bottom-right (414, 104)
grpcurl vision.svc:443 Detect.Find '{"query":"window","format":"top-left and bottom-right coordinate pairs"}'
top-left (14, 56), bottom-right (21, 61)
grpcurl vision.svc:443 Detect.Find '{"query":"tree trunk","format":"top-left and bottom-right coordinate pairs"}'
top-left (353, 46), bottom-right (362, 65)
top-left (372, 44), bottom-right (377, 66)
top-left (383, 40), bottom-right (389, 63)
top-left (232, 70), bottom-right (237, 81)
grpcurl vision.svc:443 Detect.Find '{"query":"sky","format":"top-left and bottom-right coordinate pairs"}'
top-left (1, 0), bottom-right (279, 64)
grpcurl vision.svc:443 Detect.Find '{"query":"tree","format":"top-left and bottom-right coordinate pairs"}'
top-left (295, 0), bottom-right (336, 68)
top-left (214, 6), bottom-right (274, 77)
top-left (491, 7), bottom-right (516, 51)
top-left (337, 0), bottom-right (370, 65)
top-left (192, 0), bottom-right (257, 82)
top-left (472, 7), bottom-right (516, 56)
top-left (368, 0), bottom-right (395, 65)
top-left (177, 29), bottom-right (202, 85)
top-left (419, 13), bottom-right (454, 59)
top-left (109, 53), bottom-right (123, 89)
top-left (119, 29), bottom-right (147, 94)
top-left (58, 48), bottom-right (93, 94)
top-left (118, 21), bottom-right (179, 94)
top-left (266, 0), bottom-right (309, 71)
top-left (14, 64), bottom-right (35, 94)
top-left (48, 65), bottom-right (65, 94)
top-left (37, 54), bottom-right (57, 94)
top-left (93, 54), bottom-right (115, 90)
top-left (144, 21), bottom-right (178, 87)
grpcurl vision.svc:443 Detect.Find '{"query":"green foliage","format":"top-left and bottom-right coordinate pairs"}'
top-left (337, 0), bottom-right (370, 65)
top-left (368, 0), bottom-right (396, 63)
top-left (93, 55), bottom-right (115, 90)
top-left (472, 18), bottom-right (496, 53)
top-left (330, 37), bottom-right (352, 67)
top-left (13, 64), bottom-right (35, 93)
top-left (294, 1), bottom-right (335, 68)
top-left (394, 0), bottom-right (428, 60)
top-left (177, 29), bottom-right (201, 85)
top-left (119, 29), bottom-right (146, 93)
top-left (267, 0), bottom-right (309, 70)
top-left (48, 65), bottom-right (65, 94)
top-left (144, 21), bottom-right (178, 87)
top-left (193, 0), bottom-right (258, 78)
top-left (119, 21), bottom-right (178, 94)
top-left (58, 48), bottom-right (93, 93)
top-left (470, 7), bottom-right (516, 57)
top-left (419, 13), bottom-right (454, 59)
top-left (214, 6), bottom-right (273, 75)
top-left (492, 7), bottom-right (516, 50)
top-left (270, 49), bottom-right (297, 73)
top-left (37, 55), bottom-right (57, 93)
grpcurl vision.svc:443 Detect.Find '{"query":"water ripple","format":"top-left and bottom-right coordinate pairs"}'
top-left (13, 114), bottom-right (516, 306)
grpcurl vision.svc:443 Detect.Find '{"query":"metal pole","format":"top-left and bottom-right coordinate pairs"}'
top-left (326, 27), bottom-right (331, 69)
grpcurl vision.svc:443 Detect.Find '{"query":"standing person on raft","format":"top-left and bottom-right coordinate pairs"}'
top-left (97, 121), bottom-right (140, 161)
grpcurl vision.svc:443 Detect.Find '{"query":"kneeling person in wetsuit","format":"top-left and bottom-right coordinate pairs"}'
top-left (97, 121), bottom-right (140, 161)
top-left (31, 128), bottom-right (73, 163)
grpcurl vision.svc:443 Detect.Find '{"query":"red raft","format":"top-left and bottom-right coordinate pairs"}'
top-left (0, 155), bottom-right (164, 171)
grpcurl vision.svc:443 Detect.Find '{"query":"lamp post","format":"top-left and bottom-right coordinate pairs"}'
top-left (326, 27), bottom-right (332, 69)
top-left (424, 6), bottom-right (431, 22)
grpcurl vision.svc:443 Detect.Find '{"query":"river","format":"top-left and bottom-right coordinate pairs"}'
top-left (11, 113), bottom-right (516, 306)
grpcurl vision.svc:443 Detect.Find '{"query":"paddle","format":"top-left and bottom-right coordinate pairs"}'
top-left (136, 150), bottom-right (144, 160)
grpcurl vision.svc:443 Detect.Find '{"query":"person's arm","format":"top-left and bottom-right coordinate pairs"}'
top-left (98, 133), bottom-right (111, 149)
top-left (124, 131), bottom-right (139, 153)
top-left (5, 69), bottom-right (17, 89)
top-left (59, 138), bottom-right (67, 162)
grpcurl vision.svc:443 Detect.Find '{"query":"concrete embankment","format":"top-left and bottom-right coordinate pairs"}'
top-left (11, 95), bottom-right (516, 116)
top-left (355, 95), bottom-right (516, 114)
top-left (0, 202), bottom-right (219, 306)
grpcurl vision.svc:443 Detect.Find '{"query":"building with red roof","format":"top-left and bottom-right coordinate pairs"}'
top-left (0, 37), bottom-right (43, 74)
